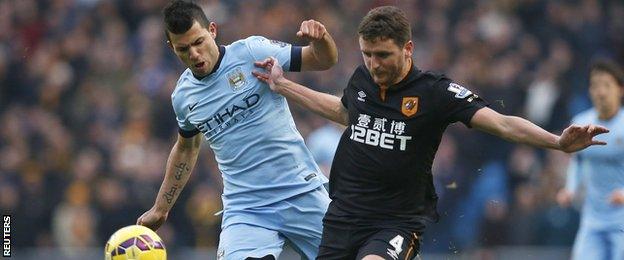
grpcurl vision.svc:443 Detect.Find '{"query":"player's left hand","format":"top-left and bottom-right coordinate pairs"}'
top-left (609, 189), bottom-right (624, 205)
top-left (557, 124), bottom-right (609, 153)
top-left (297, 19), bottom-right (327, 42)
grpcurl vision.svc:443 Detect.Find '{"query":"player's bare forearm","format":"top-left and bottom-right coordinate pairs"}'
top-left (496, 115), bottom-right (560, 149)
top-left (305, 32), bottom-right (338, 70)
top-left (276, 78), bottom-right (348, 125)
top-left (298, 18), bottom-right (338, 71)
top-left (472, 108), bottom-right (559, 149)
top-left (152, 134), bottom-right (202, 213)
top-left (472, 107), bottom-right (608, 152)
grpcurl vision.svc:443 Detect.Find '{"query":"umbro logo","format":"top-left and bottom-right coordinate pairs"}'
top-left (357, 91), bottom-right (366, 102)
top-left (189, 102), bottom-right (199, 111)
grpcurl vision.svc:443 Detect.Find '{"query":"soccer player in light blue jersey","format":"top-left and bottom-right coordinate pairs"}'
top-left (136, 1), bottom-right (338, 259)
top-left (557, 60), bottom-right (624, 260)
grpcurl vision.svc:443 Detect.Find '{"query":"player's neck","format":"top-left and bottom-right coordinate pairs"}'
top-left (598, 106), bottom-right (620, 121)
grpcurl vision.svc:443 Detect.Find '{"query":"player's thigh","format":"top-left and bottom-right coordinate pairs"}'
top-left (317, 222), bottom-right (357, 260)
top-left (356, 229), bottom-right (420, 260)
top-left (608, 228), bottom-right (624, 260)
top-left (281, 186), bottom-right (331, 259)
top-left (571, 226), bottom-right (606, 260)
top-left (218, 223), bottom-right (285, 260)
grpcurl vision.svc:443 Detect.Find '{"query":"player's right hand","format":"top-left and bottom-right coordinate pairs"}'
top-left (556, 189), bottom-right (574, 207)
top-left (296, 19), bottom-right (327, 42)
top-left (137, 207), bottom-right (168, 231)
top-left (557, 124), bottom-right (609, 153)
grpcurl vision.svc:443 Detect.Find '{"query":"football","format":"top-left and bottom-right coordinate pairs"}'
top-left (105, 225), bottom-right (167, 260)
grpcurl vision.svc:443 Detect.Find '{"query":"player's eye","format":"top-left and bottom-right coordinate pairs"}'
top-left (193, 38), bottom-right (204, 46)
top-left (177, 47), bottom-right (189, 52)
top-left (377, 53), bottom-right (390, 58)
top-left (362, 52), bottom-right (372, 57)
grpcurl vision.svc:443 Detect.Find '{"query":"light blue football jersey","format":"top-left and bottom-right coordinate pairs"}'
top-left (566, 107), bottom-right (624, 229)
top-left (171, 36), bottom-right (328, 211)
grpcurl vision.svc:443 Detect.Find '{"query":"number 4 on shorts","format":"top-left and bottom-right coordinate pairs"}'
top-left (389, 235), bottom-right (404, 254)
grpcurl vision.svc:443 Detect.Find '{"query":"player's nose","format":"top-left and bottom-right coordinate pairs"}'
top-left (189, 47), bottom-right (201, 61)
top-left (370, 57), bottom-right (381, 69)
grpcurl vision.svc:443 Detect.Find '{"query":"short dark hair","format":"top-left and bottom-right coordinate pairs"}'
top-left (358, 6), bottom-right (411, 46)
top-left (590, 59), bottom-right (624, 87)
top-left (163, 1), bottom-right (210, 41)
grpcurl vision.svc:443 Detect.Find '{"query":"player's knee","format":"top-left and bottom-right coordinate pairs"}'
top-left (361, 255), bottom-right (385, 260)
top-left (245, 255), bottom-right (276, 260)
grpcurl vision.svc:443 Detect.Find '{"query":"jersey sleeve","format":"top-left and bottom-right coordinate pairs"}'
top-left (434, 79), bottom-right (488, 127)
top-left (245, 36), bottom-right (302, 72)
top-left (172, 94), bottom-right (200, 138)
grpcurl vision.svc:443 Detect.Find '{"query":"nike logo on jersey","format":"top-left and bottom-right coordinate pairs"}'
top-left (189, 102), bottom-right (199, 111)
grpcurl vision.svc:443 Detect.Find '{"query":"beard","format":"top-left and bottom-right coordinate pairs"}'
top-left (371, 65), bottom-right (403, 86)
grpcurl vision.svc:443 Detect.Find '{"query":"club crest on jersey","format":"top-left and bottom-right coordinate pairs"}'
top-left (401, 97), bottom-right (419, 117)
top-left (227, 67), bottom-right (247, 91)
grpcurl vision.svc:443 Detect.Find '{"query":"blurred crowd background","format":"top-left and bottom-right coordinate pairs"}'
top-left (1, 0), bottom-right (623, 259)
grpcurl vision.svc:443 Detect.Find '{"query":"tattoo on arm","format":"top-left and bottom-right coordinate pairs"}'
top-left (173, 162), bottom-right (190, 180)
top-left (163, 184), bottom-right (180, 204)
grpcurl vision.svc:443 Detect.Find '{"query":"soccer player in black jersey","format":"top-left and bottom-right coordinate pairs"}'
top-left (253, 6), bottom-right (609, 260)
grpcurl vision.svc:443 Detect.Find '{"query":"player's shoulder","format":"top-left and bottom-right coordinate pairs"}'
top-left (171, 69), bottom-right (195, 105)
top-left (572, 108), bottom-right (597, 124)
top-left (226, 36), bottom-right (274, 60)
top-left (350, 65), bottom-right (369, 80)
top-left (345, 65), bottom-right (374, 91)
top-left (230, 35), bottom-right (282, 50)
top-left (417, 70), bottom-right (452, 88)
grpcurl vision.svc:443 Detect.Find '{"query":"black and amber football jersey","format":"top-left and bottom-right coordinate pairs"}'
top-left (326, 63), bottom-right (488, 228)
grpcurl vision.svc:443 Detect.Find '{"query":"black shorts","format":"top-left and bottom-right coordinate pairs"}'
top-left (317, 221), bottom-right (420, 260)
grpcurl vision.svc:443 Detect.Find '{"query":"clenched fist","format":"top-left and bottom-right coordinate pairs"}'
top-left (137, 207), bottom-right (169, 231)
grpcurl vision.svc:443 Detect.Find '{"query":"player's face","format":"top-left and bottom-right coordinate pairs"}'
top-left (359, 37), bottom-right (413, 88)
top-left (168, 21), bottom-right (219, 77)
top-left (589, 71), bottom-right (623, 117)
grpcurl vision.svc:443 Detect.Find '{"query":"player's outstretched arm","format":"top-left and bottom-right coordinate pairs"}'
top-left (298, 19), bottom-right (338, 71)
top-left (137, 133), bottom-right (202, 230)
top-left (470, 107), bottom-right (609, 153)
top-left (253, 57), bottom-right (348, 125)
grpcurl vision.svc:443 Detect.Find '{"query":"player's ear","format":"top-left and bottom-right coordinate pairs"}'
top-left (403, 40), bottom-right (413, 58)
top-left (165, 31), bottom-right (174, 50)
top-left (208, 22), bottom-right (217, 39)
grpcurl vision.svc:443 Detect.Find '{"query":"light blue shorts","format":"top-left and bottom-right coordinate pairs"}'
top-left (571, 223), bottom-right (624, 260)
top-left (217, 185), bottom-right (330, 260)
